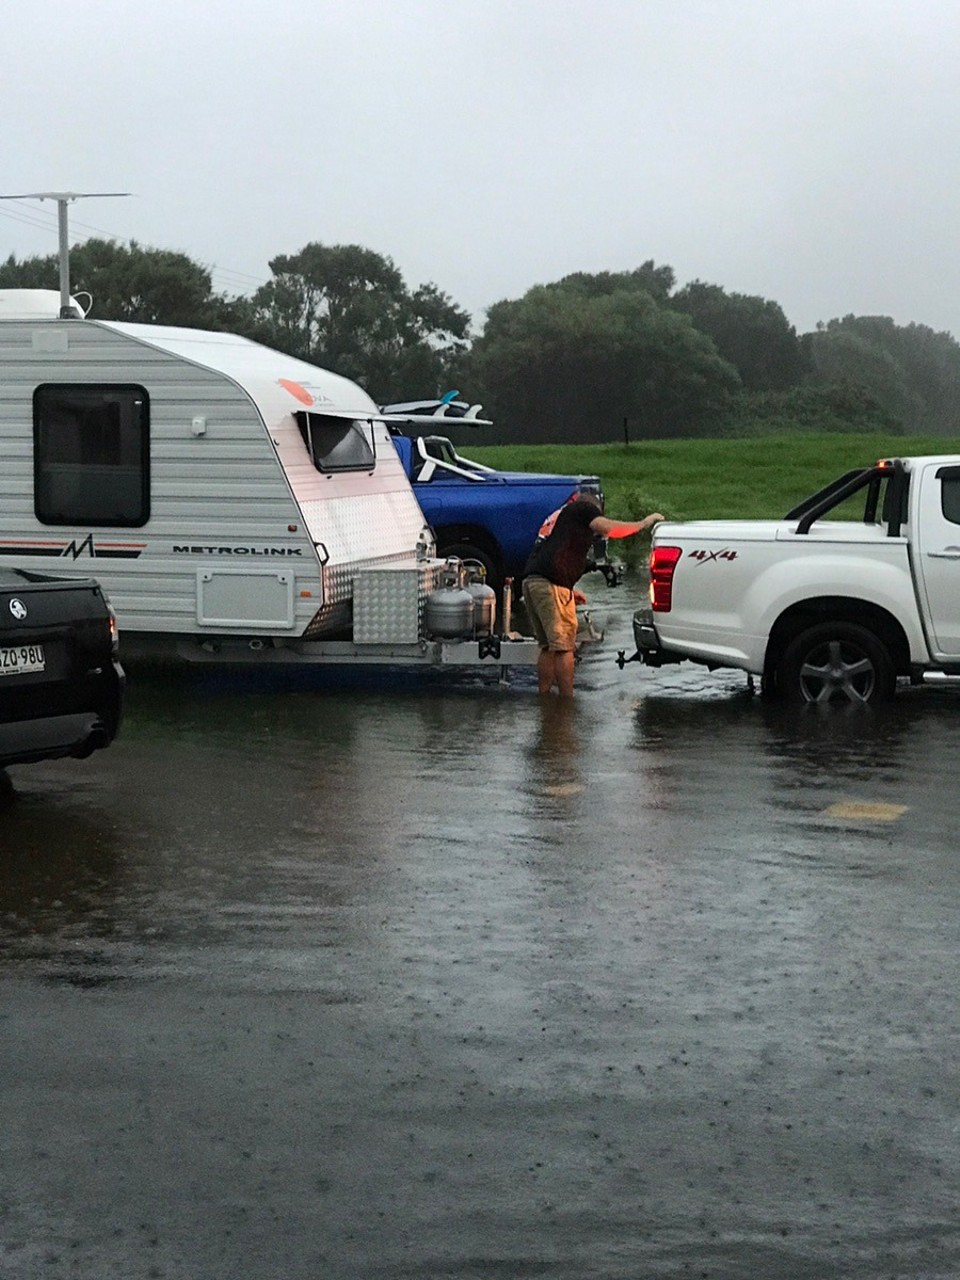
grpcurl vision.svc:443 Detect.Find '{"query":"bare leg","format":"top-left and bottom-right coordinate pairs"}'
top-left (554, 649), bottom-right (576, 698)
top-left (537, 648), bottom-right (556, 694)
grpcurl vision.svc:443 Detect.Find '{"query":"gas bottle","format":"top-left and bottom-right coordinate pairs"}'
top-left (462, 560), bottom-right (496, 636)
top-left (423, 559), bottom-right (475, 639)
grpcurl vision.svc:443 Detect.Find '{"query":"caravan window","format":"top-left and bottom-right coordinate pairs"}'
top-left (295, 412), bottom-right (375, 473)
top-left (34, 384), bottom-right (149, 526)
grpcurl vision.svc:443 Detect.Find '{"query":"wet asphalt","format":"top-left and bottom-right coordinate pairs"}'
top-left (1, 581), bottom-right (959, 1279)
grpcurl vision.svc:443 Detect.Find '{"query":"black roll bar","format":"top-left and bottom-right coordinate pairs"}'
top-left (784, 469), bottom-right (866, 522)
top-left (786, 460), bottom-right (908, 536)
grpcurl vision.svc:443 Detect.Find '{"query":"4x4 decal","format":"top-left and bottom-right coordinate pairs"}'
top-left (688, 548), bottom-right (738, 564)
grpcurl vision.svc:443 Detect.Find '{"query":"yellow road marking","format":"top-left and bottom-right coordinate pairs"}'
top-left (823, 802), bottom-right (908, 822)
top-left (543, 782), bottom-right (584, 797)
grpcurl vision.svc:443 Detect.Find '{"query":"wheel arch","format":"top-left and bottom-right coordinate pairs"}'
top-left (431, 523), bottom-right (505, 575)
top-left (764, 597), bottom-right (912, 685)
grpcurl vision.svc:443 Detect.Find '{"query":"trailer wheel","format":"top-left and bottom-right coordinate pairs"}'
top-left (778, 621), bottom-right (895, 705)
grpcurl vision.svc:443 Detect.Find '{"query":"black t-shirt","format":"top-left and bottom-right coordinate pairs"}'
top-left (523, 499), bottom-right (599, 589)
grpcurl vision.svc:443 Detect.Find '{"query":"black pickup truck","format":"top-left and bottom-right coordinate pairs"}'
top-left (0, 568), bottom-right (124, 769)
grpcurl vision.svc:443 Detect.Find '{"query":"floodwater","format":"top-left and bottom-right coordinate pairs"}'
top-left (2, 580), bottom-right (960, 1279)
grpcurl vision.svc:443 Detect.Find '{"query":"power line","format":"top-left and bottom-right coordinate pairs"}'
top-left (0, 204), bottom-right (58, 232)
top-left (0, 197), bottom-right (270, 295)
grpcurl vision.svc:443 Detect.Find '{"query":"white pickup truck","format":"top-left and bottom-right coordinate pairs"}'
top-left (622, 455), bottom-right (960, 704)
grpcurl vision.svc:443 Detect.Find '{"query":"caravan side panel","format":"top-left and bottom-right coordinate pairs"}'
top-left (107, 323), bottom-right (432, 638)
top-left (0, 320), bottom-right (321, 636)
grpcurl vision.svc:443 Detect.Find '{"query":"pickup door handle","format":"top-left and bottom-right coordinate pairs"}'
top-left (928, 547), bottom-right (960, 559)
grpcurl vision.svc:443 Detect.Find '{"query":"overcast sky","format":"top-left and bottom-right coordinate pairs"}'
top-left (5, 0), bottom-right (960, 337)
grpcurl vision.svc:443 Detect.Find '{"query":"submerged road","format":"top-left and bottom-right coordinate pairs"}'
top-left (1, 585), bottom-right (959, 1279)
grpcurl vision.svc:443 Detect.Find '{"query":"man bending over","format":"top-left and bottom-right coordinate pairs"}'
top-left (522, 495), bottom-right (664, 697)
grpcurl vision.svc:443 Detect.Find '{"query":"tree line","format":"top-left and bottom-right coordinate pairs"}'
top-left (3, 238), bottom-right (959, 444)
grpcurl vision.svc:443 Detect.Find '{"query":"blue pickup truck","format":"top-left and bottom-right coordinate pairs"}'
top-left (382, 398), bottom-right (611, 595)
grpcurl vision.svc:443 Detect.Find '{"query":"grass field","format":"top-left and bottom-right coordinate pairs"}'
top-left (468, 433), bottom-right (960, 523)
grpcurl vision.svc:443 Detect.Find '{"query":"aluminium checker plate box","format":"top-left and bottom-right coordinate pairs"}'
top-left (352, 561), bottom-right (444, 645)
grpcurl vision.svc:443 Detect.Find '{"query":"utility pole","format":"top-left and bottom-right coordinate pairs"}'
top-left (0, 191), bottom-right (130, 316)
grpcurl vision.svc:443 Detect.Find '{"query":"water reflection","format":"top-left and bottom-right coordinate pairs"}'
top-left (528, 698), bottom-right (584, 799)
top-left (3, 612), bottom-right (960, 1276)
top-left (633, 676), bottom-right (959, 783)
top-left (0, 786), bottom-right (123, 933)
top-left (628, 670), bottom-right (960, 898)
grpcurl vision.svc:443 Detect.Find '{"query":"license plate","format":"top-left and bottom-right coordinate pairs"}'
top-left (0, 644), bottom-right (46, 675)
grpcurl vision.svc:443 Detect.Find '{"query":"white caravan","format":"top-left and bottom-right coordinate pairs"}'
top-left (0, 290), bottom-right (535, 670)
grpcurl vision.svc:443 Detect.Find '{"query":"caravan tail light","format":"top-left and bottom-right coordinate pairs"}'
top-left (649, 546), bottom-right (682, 612)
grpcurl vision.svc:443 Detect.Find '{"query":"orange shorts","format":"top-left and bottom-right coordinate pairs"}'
top-left (522, 576), bottom-right (579, 651)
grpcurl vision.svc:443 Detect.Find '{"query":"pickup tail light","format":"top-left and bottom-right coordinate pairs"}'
top-left (107, 603), bottom-right (120, 657)
top-left (649, 546), bottom-right (682, 612)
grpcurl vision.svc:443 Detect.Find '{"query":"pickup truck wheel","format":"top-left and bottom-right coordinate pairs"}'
top-left (437, 543), bottom-right (501, 596)
top-left (779, 622), bottom-right (895, 706)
